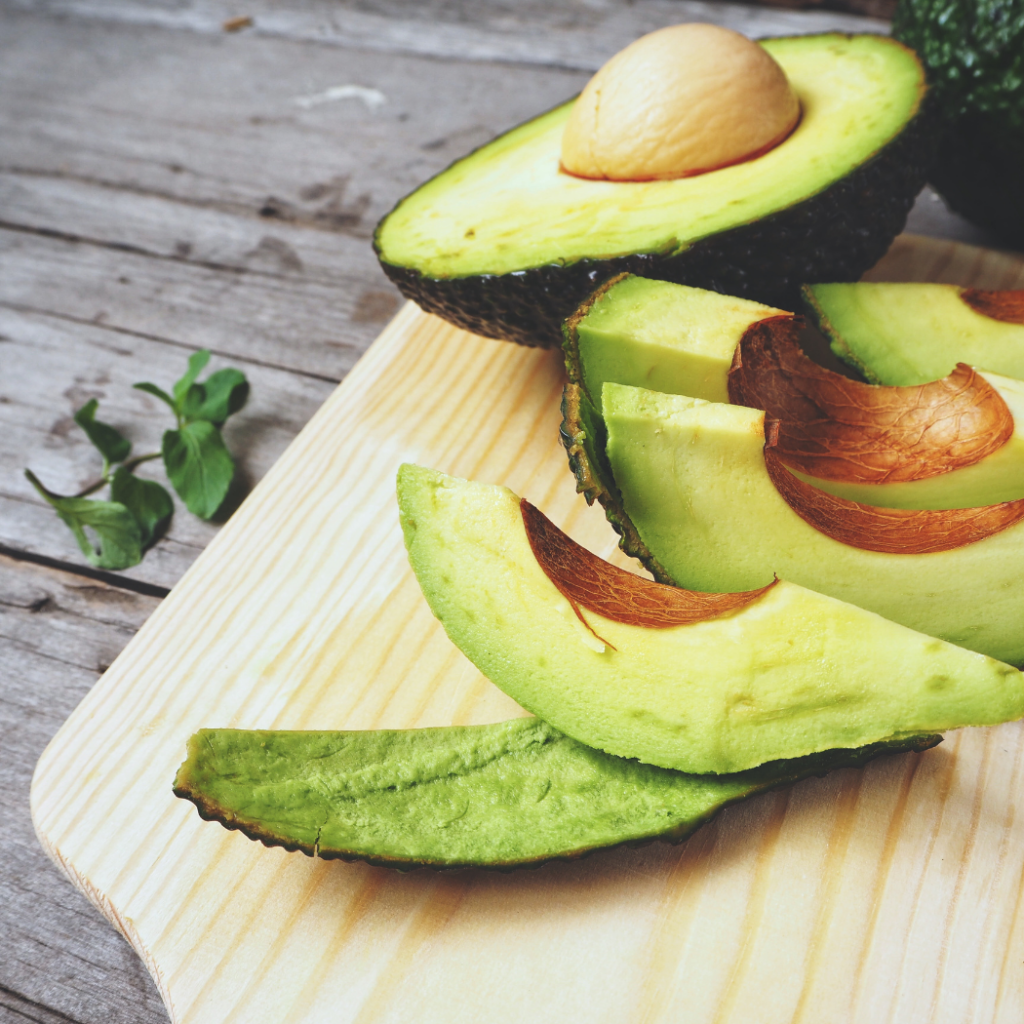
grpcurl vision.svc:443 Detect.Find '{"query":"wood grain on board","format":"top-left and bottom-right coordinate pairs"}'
top-left (29, 235), bottom-right (1024, 1024)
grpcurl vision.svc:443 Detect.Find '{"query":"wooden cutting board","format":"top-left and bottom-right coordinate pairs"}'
top-left (32, 234), bottom-right (1024, 1024)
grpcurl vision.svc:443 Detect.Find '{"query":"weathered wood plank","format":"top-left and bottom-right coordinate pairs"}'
top-left (0, 8), bottom-right (588, 237)
top-left (0, 226), bottom-right (371, 380)
top-left (7, 0), bottom-right (889, 72)
top-left (0, 170), bottom-right (397, 291)
top-left (1, 304), bottom-right (335, 589)
top-left (0, 554), bottom-right (167, 1024)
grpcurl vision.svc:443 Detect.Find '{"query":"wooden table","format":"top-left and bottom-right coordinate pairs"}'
top-left (0, 2), bottom-right (1011, 1021)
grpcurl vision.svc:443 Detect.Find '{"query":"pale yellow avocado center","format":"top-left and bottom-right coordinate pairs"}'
top-left (561, 23), bottom-right (801, 181)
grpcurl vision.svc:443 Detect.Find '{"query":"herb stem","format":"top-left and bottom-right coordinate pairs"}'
top-left (68, 452), bottom-right (161, 498)
top-left (122, 451), bottom-right (162, 473)
top-left (74, 478), bottom-right (110, 499)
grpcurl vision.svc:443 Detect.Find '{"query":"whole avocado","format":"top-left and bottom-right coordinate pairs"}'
top-left (893, 0), bottom-right (1024, 247)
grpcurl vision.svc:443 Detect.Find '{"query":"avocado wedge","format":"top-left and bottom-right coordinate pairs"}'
top-left (376, 34), bottom-right (930, 347)
top-left (803, 282), bottom-right (1024, 386)
top-left (173, 721), bottom-right (939, 870)
top-left (564, 275), bottom-right (1024, 511)
top-left (602, 384), bottom-right (1024, 664)
top-left (397, 464), bottom-right (1022, 773)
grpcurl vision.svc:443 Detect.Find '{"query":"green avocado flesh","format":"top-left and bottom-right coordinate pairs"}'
top-left (804, 283), bottom-right (1024, 386)
top-left (398, 464), bottom-right (1020, 773)
top-left (568, 275), bottom-right (783, 406)
top-left (603, 384), bottom-right (1024, 666)
top-left (376, 34), bottom-right (929, 346)
top-left (566, 275), bottom-right (1024, 510)
top-left (173, 720), bottom-right (939, 869)
top-left (380, 37), bottom-right (921, 278)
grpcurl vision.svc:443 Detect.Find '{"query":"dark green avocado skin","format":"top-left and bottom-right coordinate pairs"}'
top-left (376, 100), bottom-right (934, 349)
top-left (894, 0), bottom-right (1024, 247)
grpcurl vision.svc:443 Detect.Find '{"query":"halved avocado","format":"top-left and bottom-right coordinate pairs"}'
top-left (173, 720), bottom-right (939, 870)
top-left (397, 464), bottom-right (1022, 772)
top-left (803, 282), bottom-right (1024, 385)
top-left (601, 384), bottom-right (1024, 664)
top-left (375, 34), bottom-right (931, 348)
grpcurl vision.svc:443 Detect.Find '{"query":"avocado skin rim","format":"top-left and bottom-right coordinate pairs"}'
top-left (375, 63), bottom-right (935, 349)
top-left (560, 279), bottom-right (678, 580)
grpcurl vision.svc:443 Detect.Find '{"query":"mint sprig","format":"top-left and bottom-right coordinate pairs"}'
top-left (135, 352), bottom-right (249, 518)
top-left (25, 349), bottom-right (249, 570)
top-left (26, 471), bottom-right (143, 570)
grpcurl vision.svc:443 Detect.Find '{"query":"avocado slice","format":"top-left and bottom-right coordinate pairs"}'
top-left (397, 464), bottom-right (1022, 772)
top-left (173, 720), bottom-right (940, 870)
top-left (564, 275), bottom-right (1024, 510)
top-left (803, 282), bottom-right (1024, 386)
top-left (565, 273), bottom-right (785, 406)
top-left (893, 0), bottom-right (1024, 247)
top-left (602, 383), bottom-right (1024, 664)
top-left (375, 34), bottom-right (930, 348)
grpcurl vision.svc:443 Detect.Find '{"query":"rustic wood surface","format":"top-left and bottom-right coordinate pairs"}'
top-left (0, 1), bottom-right (1016, 1021)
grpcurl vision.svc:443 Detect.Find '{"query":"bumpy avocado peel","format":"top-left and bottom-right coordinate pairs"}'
top-left (174, 720), bottom-right (940, 870)
top-left (894, 0), bottom-right (1024, 246)
top-left (376, 35), bottom-right (934, 348)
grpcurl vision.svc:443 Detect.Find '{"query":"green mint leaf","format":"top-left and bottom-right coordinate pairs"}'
top-left (134, 381), bottom-right (178, 414)
top-left (25, 470), bottom-right (142, 569)
top-left (162, 421), bottom-right (234, 519)
top-left (73, 399), bottom-right (131, 464)
top-left (181, 368), bottom-right (249, 425)
top-left (172, 350), bottom-right (212, 408)
top-left (110, 467), bottom-right (173, 548)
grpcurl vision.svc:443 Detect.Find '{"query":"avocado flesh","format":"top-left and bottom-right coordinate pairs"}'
top-left (398, 464), bottom-right (1021, 773)
top-left (603, 383), bottom-right (1024, 665)
top-left (376, 34), bottom-right (930, 347)
top-left (173, 721), bottom-right (939, 870)
top-left (804, 283), bottom-right (1024, 386)
top-left (568, 276), bottom-right (1024, 511)
top-left (569, 275), bottom-right (784, 406)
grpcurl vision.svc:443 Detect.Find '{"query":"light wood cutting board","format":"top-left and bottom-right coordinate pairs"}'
top-left (32, 234), bottom-right (1024, 1024)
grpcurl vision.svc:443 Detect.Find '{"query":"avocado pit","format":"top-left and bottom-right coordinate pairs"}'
top-left (560, 23), bottom-right (801, 181)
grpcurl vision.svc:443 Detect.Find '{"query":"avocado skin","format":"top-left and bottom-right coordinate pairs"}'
top-left (377, 101), bottom-right (934, 349)
top-left (562, 382), bottom-right (674, 584)
top-left (894, 0), bottom-right (1024, 246)
top-left (561, 283), bottom-right (678, 579)
top-left (174, 720), bottom-right (940, 871)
